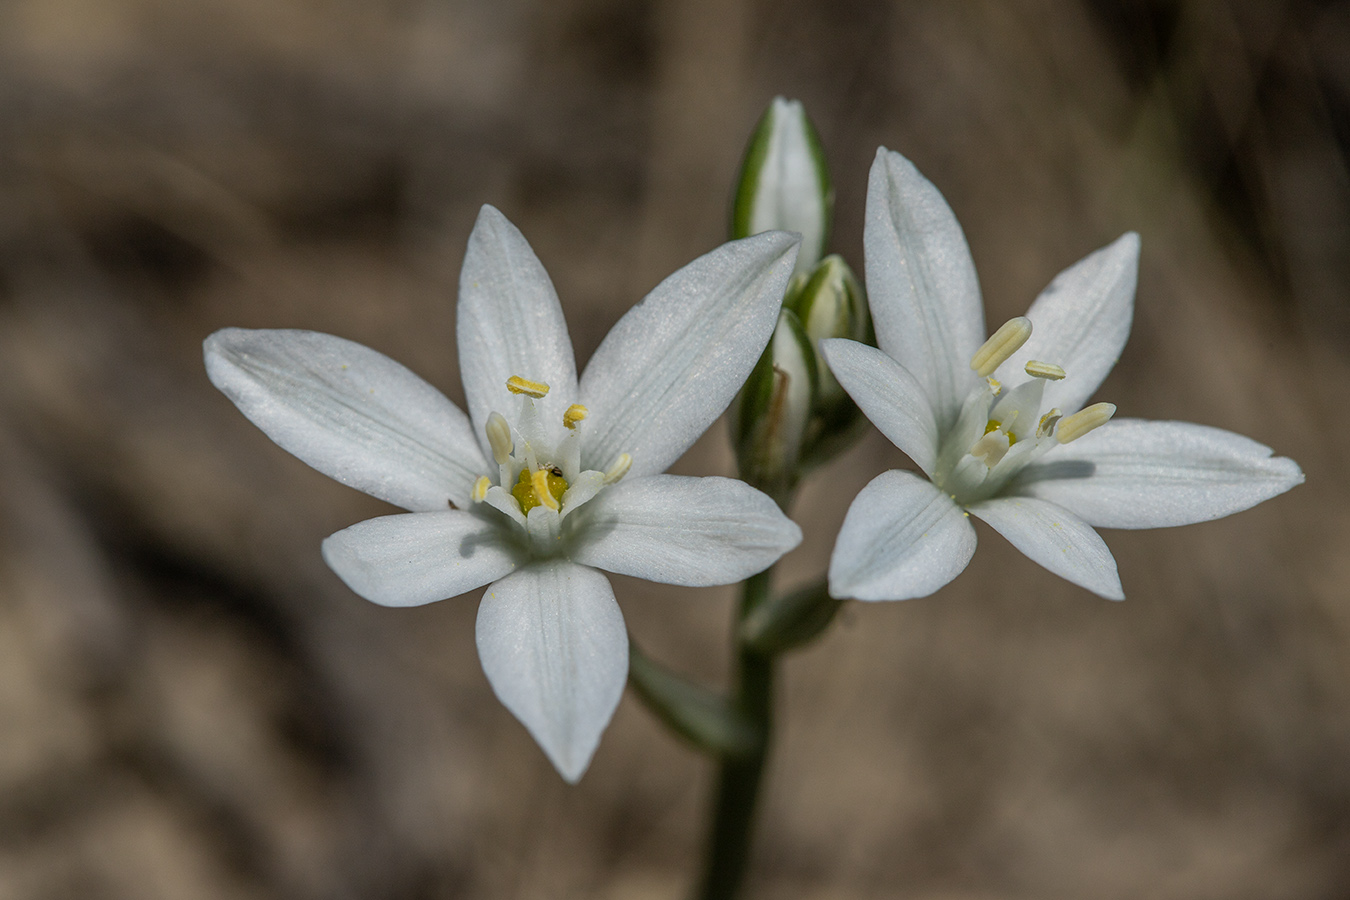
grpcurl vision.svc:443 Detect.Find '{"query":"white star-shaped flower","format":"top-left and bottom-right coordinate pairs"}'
top-left (824, 149), bottom-right (1303, 602)
top-left (205, 206), bottom-right (802, 781)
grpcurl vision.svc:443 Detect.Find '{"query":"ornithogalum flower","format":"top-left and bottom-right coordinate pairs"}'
top-left (824, 149), bottom-right (1302, 601)
top-left (205, 207), bottom-right (802, 781)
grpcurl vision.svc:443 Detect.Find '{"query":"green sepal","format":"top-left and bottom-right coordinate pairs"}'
top-left (628, 639), bottom-right (760, 759)
top-left (739, 580), bottom-right (844, 655)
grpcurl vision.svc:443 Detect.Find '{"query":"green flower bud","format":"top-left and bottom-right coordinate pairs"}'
top-left (733, 307), bottom-right (817, 503)
top-left (731, 97), bottom-right (833, 275)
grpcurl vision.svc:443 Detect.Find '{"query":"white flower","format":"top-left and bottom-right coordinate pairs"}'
top-left (205, 206), bottom-right (802, 781)
top-left (824, 149), bottom-right (1303, 602)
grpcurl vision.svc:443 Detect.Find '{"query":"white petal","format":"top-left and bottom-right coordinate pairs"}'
top-left (569, 475), bottom-right (801, 586)
top-left (578, 231), bottom-right (799, 476)
top-left (458, 206), bottom-right (579, 455)
top-left (475, 561), bottom-right (627, 783)
top-left (967, 496), bottom-right (1123, 600)
top-left (864, 148), bottom-right (985, 432)
top-left (205, 328), bottom-right (487, 511)
top-left (820, 338), bottom-right (940, 476)
top-left (1010, 418), bottom-right (1304, 529)
top-left (828, 470), bottom-right (976, 601)
top-left (1004, 233), bottom-right (1139, 414)
top-left (321, 511), bottom-right (520, 607)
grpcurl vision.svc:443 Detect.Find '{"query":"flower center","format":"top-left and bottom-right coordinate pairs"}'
top-left (469, 376), bottom-right (632, 547)
top-left (932, 317), bottom-right (1117, 504)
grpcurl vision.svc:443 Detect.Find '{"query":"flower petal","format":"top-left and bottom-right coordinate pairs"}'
top-left (967, 496), bottom-right (1123, 600)
top-left (321, 511), bottom-right (520, 607)
top-left (205, 328), bottom-right (487, 511)
top-left (828, 470), bottom-right (976, 601)
top-left (569, 475), bottom-right (801, 586)
top-left (578, 231), bottom-right (799, 477)
top-left (821, 338), bottom-right (940, 476)
top-left (1004, 232), bottom-right (1139, 414)
top-left (458, 205), bottom-right (579, 455)
top-left (475, 561), bottom-right (627, 783)
top-left (864, 148), bottom-right (985, 432)
top-left (1009, 418), bottom-right (1304, 529)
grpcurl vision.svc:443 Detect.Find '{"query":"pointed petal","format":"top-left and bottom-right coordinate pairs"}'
top-left (322, 511), bottom-right (520, 607)
top-left (579, 231), bottom-right (799, 476)
top-left (967, 496), bottom-right (1123, 600)
top-left (569, 475), bottom-right (801, 586)
top-left (475, 561), bottom-right (627, 783)
top-left (864, 148), bottom-right (984, 432)
top-left (205, 328), bottom-right (487, 511)
top-left (821, 338), bottom-right (940, 476)
top-left (458, 206), bottom-right (579, 455)
top-left (1010, 418), bottom-right (1304, 529)
top-left (1004, 233), bottom-right (1139, 413)
top-left (828, 470), bottom-right (976, 601)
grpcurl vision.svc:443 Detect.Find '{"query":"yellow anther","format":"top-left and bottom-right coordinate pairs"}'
top-left (986, 376), bottom-right (1002, 394)
top-left (1056, 402), bottom-right (1116, 444)
top-left (1025, 360), bottom-right (1066, 381)
top-left (1036, 408), bottom-right (1062, 439)
top-left (511, 466), bottom-right (567, 513)
top-left (531, 469), bottom-right (561, 511)
top-left (485, 411), bottom-right (513, 465)
top-left (472, 476), bottom-right (491, 503)
top-left (603, 453), bottom-right (632, 485)
top-left (984, 418), bottom-right (1017, 446)
top-left (563, 404), bottom-right (588, 430)
top-left (506, 375), bottom-right (550, 398)
top-left (970, 316), bottom-right (1032, 378)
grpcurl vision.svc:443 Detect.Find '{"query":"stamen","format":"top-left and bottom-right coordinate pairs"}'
top-left (1025, 360), bottom-right (1066, 381)
top-left (531, 468), bottom-right (561, 512)
top-left (1036, 408), bottom-right (1062, 439)
top-left (485, 412), bottom-right (513, 465)
top-left (1057, 402), bottom-right (1116, 444)
top-left (563, 404), bottom-right (588, 430)
top-left (970, 316), bottom-right (1032, 378)
top-left (506, 375), bottom-right (550, 398)
top-left (472, 476), bottom-right (491, 503)
top-left (603, 453), bottom-right (632, 484)
top-left (970, 430), bottom-right (1010, 468)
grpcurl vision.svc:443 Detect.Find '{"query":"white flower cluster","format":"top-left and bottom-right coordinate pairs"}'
top-left (206, 145), bottom-right (1302, 783)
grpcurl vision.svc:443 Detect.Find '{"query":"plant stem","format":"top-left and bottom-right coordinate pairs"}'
top-left (694, 567), bottom-right (776, 900)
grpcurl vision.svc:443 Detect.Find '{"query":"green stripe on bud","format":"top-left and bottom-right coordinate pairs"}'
top-left (731, 97), bottom-right (833, 276)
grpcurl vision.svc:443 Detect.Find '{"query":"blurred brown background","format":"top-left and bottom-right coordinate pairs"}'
top-left (0, 0), bottom-right (1346, 897)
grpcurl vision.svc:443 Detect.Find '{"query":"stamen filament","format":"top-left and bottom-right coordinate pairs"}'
top-left (1057, 402), bottom-right (1116, 444)
top-left (970, 317), bottom-right (1032, 378)
top-left (506, 376), bottom-right (550, 398)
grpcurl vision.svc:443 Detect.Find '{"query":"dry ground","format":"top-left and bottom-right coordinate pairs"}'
top-left (0, 1), bottom-right (1347, 897)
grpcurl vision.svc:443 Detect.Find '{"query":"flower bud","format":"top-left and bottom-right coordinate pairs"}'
top-left (731, 97), bottom-right (833, 275)
top-left (788, 254), bottom-right (867, 407)
top-left (782, 255), bottom-right (872, 470)
top-left (733, 308), bottom-right (817, 502)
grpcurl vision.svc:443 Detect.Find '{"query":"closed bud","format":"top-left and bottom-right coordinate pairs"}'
top-left (788, 254), bottom-right (867, 407)
top-left (733, 308), bottom-right (817, 503)
top-left (731, 97), bottom-right (833, 275)
top-left (790, 255), bottom-right (872, 470)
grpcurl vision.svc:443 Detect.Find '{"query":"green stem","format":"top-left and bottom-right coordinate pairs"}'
top-left (694, 567), bottom-right (776, 900)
